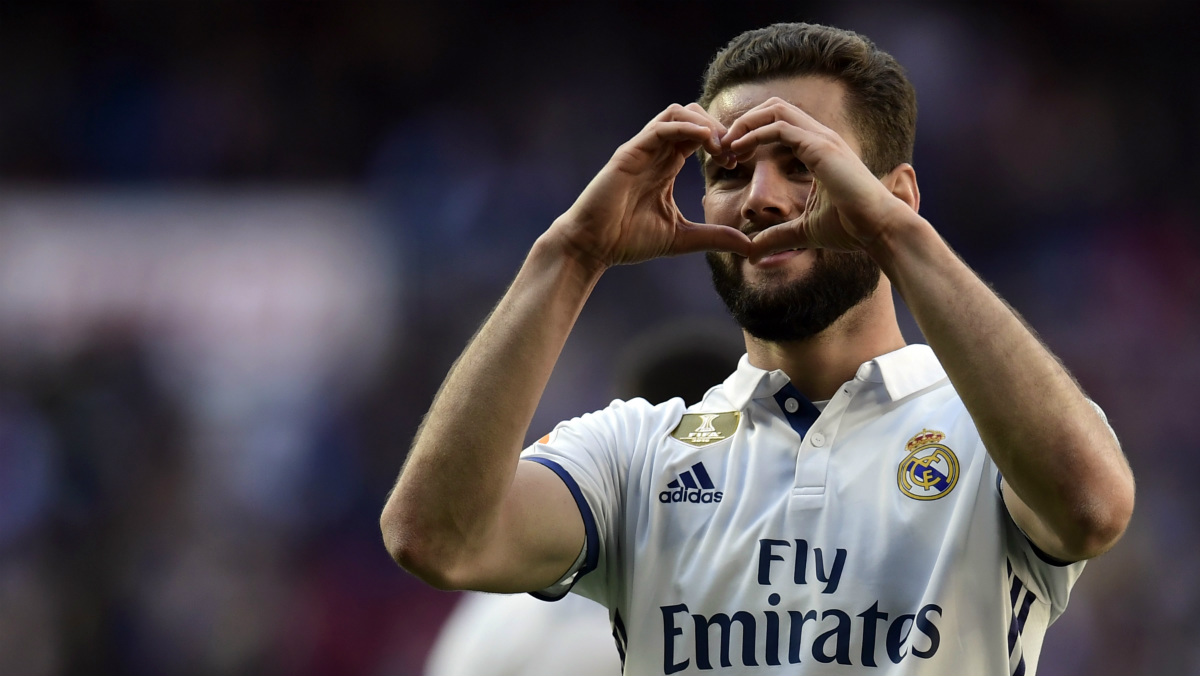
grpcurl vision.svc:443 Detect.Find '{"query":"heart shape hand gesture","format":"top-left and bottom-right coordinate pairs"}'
top-left (549, 96), bottom-right (918, 270)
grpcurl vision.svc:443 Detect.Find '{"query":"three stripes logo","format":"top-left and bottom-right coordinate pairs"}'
top-left (1006, 559), bottom-right (1037, 676)
top-left (658, 462), bottom-right (724, 504)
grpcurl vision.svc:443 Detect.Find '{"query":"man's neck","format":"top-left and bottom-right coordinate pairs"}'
top-left (743, 282), bottom-right (907, 401)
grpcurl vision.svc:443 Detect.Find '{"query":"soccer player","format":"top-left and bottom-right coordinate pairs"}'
top-left (382, 22), bottom-right (1135, 675)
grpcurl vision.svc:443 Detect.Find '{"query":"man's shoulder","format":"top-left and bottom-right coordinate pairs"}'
top-left (535, 396), bottom-right (689, 448)
top-left (529, 385), bottom-right (752, 463)
top-left (579, 378), bottom-right (744, 430)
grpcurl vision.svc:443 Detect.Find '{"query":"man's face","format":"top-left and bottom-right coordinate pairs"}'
top-left (702, 76), bottom-right (882, 343)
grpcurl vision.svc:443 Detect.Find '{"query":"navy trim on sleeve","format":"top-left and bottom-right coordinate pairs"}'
top-left (997, 473), bottom-right (1075, 568)
top-left (523, 456), bottom-right (601, 600)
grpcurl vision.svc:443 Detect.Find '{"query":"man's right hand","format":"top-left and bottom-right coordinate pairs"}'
top-left (548, 103), bottom-right (752, 269)
top-left (385, 104), bottom-right (753, 595)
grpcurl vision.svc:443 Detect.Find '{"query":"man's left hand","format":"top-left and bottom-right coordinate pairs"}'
top-left (719, 97), bottom-right (918, 261)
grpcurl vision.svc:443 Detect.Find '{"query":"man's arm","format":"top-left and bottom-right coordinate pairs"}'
top-left (727, 98), bottom-right (1135, 562)
top-left (380, 104), bottom-right (750, 592)
top-left (382, 236), bottom-right (602, 592)
top-left (872, 224), bottom-right (1133, 562)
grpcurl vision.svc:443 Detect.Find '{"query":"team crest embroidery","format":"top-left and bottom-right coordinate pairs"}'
top-left (670, 412), bottom-right (740, 447)
top-left (897, 429), bottom-right (959, 500)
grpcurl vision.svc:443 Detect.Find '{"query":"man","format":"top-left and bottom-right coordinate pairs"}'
top-left (382, 22), bottom-right (1135, 675)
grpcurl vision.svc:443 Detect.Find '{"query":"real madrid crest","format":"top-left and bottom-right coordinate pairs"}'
top-left (897, 429), bottom-right (959, 500)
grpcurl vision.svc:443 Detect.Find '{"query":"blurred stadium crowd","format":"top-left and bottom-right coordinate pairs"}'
top-left (1, 2), bottom-right (1198, 675)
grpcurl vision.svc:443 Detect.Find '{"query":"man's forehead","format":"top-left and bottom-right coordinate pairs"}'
top-left (707, 76), bottom-right (850, 132)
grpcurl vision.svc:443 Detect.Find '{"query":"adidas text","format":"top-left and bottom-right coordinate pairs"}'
top-left (659, 488), bottom-right (724, 504)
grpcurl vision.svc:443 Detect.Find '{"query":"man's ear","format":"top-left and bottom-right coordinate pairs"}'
top-left (884, 163), bottom-right (920, 213)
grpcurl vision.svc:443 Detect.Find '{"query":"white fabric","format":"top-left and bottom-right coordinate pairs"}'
top-left (425, 592), bottom-right (622, 676)
top-left (522, 344), bottom-right (1087, 675)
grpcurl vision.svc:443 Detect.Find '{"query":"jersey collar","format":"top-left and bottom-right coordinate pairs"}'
top-left (722, 344), bottom-right (948, 409)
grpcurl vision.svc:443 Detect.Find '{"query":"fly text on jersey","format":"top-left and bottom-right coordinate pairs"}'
top-left (660, 538), bottom-right (942, 672)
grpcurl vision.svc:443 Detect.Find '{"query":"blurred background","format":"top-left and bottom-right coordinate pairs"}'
top-left (0, 1), bottom-right (1197, 674)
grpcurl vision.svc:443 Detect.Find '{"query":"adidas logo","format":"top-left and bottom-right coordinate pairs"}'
top-left (658, 462), bottom-right (724, 504)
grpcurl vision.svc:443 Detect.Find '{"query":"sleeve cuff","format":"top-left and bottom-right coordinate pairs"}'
top-left (997, 472), bottom-right (1075, 568)
top-left (523, 457), bottom-right (601, 600)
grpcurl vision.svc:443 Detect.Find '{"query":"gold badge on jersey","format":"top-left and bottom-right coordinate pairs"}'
top-left (897, 429), bottom-right (959, 500)
top-left (670, 412), bottom-right (740, 447)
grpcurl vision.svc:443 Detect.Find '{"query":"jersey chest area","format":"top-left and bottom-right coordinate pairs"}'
top-left (618, 396), bottom-right (999, 673)
top-left (626, 392), bottom-right (992, 605)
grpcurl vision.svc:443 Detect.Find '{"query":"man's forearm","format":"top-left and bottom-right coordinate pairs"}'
top-left (381, 229), bottom-right (605, 580)
top-left (870, 214), bottom-right (1134, 559)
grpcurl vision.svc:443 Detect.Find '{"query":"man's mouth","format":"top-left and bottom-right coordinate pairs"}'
top-left (750, 248), bottom-right (808, 267)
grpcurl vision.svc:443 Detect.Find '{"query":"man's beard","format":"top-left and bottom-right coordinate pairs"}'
top-left (705, 249), bottom-right (881, 343)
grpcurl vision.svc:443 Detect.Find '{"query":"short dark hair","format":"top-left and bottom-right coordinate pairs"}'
top-left (699, 22), bottom-right (917, 176)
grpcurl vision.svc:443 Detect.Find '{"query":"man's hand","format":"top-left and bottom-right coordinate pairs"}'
top-left (551, 103), bottom-right (752, 269)
top-left (719, 97), bottom-right (918, 260)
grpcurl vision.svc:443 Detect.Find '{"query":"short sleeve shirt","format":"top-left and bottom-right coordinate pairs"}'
top-left (521, 344), bottom-right (1086, 676)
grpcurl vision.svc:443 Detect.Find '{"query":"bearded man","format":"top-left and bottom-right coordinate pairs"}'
top-left (382, 22), bottom-right (1134, 676)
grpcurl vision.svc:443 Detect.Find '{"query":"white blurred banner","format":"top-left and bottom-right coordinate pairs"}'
top-left (0, 188), bottom-right (399, 399)
top-left (0, 188), bottom-right (402, 528)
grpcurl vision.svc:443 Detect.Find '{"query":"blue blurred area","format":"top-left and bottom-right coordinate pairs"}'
top-left (0, 1), bottom-right (1197, 674)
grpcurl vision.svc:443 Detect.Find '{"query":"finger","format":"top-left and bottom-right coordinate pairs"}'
top-left (805, 175), bottom-right (822, 216)
top-left (671, 220), bottom-right (752, 257)
top-left (655, 102), bottom-right (728, 137)
top-left (722, 97), bottom-right (829, 146)
top-left (746, 219), bottom-right (811, 262)
top-left (682, 102), bottom-right (729, 138)
top-left (725, 119), bottom-right (831, 163)
top-left (629, 120), bottom-right (718, 159)
top-left (722, 99), bottom-right (839, 168)
top-left (652, 104), bottom-right (726, 156)
top-left (682, 102), bottom-right (736, 167)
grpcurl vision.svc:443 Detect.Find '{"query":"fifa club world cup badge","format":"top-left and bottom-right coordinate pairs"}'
top-left (897, 429), bottom-right (959, 500)
top-left (670, 412), bottom-right (740, 447)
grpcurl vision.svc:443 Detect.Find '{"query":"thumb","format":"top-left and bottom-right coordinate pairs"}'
top-left (672, 220), bottom-right (752, 257)
top-left (747, 218), bottom-right (811, 263)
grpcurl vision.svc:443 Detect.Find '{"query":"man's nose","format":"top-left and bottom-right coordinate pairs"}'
top-left (740, 164), bottom-right (795, 225)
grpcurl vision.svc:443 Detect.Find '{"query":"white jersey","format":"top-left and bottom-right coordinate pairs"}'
top-left (522, 344), bottom-right (1086, 676)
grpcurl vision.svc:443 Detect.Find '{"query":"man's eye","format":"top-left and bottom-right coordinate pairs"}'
top-left (790, 161), bottom-right (811, 175)
top-left (710, 166), bottom-right (745, 182)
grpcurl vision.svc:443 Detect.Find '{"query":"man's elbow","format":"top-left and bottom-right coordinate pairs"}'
top-left (1063, 475), bottom-right (1136, 560)
top-left (380, 508), bottom-right (469, 591)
